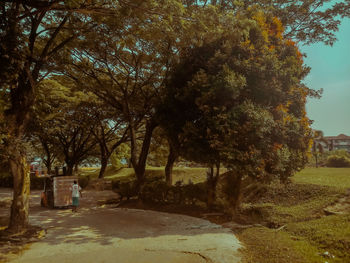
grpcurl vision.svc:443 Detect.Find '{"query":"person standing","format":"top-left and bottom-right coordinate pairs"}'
top-left (70, 180), bottom-right (82, 212)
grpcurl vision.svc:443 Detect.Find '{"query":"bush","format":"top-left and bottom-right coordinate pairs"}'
top-left (140, 178), bottom-right (207, 205)
top-left (112, 178), bottom-right (138, 201)
top-left (182, 181), bottom-right (207, 205)
top-left (326, 155), bottom-right (350, 167)
top-left (140, 180), bottom-right (169, 203)
top-left (111, 175), bottom-right (209, 206)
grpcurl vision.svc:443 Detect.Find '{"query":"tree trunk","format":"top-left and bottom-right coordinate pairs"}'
top-left (99, 156), bottom-right (108, 179)
top-left (226, 172), bottom-right (242, 215)
top-left (74, 164), bottom-right (79, 173)
top-left (133, 120), bottom-right (157, 192)
top-left (206, 164), bottom-right (220, 209)
top-left (66, 162), bottom-right (74, 176)
top-left (47, 161), bottom-right (52, 175)
top-left (7, 146), bottom-right (30, 233)
top-left (5, 78), bottom-right (34, 232)
top-left (129, 124), bottom-right (138, 170)
top-left (165, 143), bottom-right (178, 186)
top-left (42, 140), bottom-right (53, 175)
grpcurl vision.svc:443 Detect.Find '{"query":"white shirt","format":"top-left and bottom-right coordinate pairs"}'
top-left (71, 184), bottom-right (81, 198)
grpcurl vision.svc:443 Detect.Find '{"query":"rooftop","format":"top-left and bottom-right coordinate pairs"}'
top-left (324, 134), bottom-right (350, 140)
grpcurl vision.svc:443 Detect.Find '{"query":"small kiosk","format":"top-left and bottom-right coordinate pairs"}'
top-left (40, 167), bottom-right (77, 208)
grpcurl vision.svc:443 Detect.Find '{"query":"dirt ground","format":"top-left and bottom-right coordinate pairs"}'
top-left (0, 188), bottom-right (242, 263)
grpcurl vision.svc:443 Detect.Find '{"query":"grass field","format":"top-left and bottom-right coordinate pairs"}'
top-left (238, 167), bottom-right (350, 263)
top-left (293, 167), bottom-right (350, 189)
top-left (79, 166), bottom-right (210, 184)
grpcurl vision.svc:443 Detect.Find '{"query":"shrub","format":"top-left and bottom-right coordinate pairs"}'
top-left (182, 181), bottom-right (207, 205)
top-left (140, 180), bottom-right (169, 203)
top-left (326, 155), bottom-right (350, 167)
top-left (112, 179), bottom-right (138, 201)
top-left (111, 175), bottom-right (209, 206)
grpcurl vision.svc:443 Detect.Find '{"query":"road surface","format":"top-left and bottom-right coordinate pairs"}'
top-left (1, 189), bottom-right (242, 263)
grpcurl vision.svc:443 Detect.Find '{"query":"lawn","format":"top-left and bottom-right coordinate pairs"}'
top-left (237, 167), bottom-right (350, 263)
top-left (293, 167), bottom-right (350, 189)
top-left (79, 166), bottom-right (210, 184)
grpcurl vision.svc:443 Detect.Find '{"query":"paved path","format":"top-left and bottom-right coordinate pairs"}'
top-left (2, 189), bottom-right (242, 263)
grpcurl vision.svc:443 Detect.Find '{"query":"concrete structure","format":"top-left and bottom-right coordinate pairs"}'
top-left (316, 134), bottom-right (350, 152)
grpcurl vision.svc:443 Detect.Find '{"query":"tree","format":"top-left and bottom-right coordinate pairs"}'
top-left (61, 0), bottom-right (191, 190)
top-left (0, 0), bottom-right (148, 232)
top-left (183, 0), bottom-right (350, 45)
top-left (35, 79), bottom-right (102, 176)
top-left (147, 127), bottom-right (170, 167)
top-left (159, 9), bottom-right (314, 212)
top-left (89, 103), bottom-right (129, 178)
top-left (110, 143), bottom-right (130, 170)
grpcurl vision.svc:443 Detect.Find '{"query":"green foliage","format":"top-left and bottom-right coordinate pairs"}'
top-left (111, 177), bottom-right (139, 201)
top-left (326, 155), bottom-right (350, 168)
top-left (140, 178), bottom-right (169, 203)
top-left (110, 144), bottom-right (130, 170)
top-left (159, 9), bottom-right (312, 185)
top-left (181, 181), bottom-right (207, 205)
top-left (308, 149), bottom-right (350, 168)
top-left (31, 78), bottom-right (102, 175)
top-left (111, 173), bottom-right (207, 205)
top-left (147, 128), bottom-right (169, 167)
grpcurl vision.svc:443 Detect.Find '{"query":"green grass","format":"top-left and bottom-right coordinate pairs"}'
top-left (293, 168), bottom-right (350, 189)
top-left (79, 166), bottom-right (210, 184)
top-left (286, 215), bottom-right (350, 262)
top-left (238, 227), bottom-right (324, 263)
top-left (238, 167), bottom-right (350, 263)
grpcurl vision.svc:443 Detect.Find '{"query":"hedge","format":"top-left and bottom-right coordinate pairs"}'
top-left (326, 155), bottom-right (350, 167)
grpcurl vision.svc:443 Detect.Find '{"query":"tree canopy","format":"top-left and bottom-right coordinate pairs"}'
top-left (158, 9), bottom-right (313, 196)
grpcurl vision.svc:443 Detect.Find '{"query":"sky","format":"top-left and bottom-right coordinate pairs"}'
top-left (302, 17), bottom-right (350, 137)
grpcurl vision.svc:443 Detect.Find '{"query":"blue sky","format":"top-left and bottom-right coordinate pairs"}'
top-left (302, 17), bottom-right (350, 136)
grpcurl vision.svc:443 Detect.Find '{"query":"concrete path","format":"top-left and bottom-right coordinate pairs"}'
top-left (2, 189), bottom-right (242, 263)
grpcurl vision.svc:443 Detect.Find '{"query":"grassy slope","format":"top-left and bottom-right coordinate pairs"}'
top-left (238, 168), bottom-right (350, 263)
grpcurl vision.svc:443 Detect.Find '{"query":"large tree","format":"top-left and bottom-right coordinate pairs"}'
top-left (0, 0), bottom-right (151, 233)
top-left (0, 0), bottom-right (94, 232)
top-left (61, 0), bottom-right (191, 190)
top-left (159, 8), bottom-right (314, 211)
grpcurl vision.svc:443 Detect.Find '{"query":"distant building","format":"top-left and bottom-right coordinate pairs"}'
top-left (316, 134), bottom-right (350, 152)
